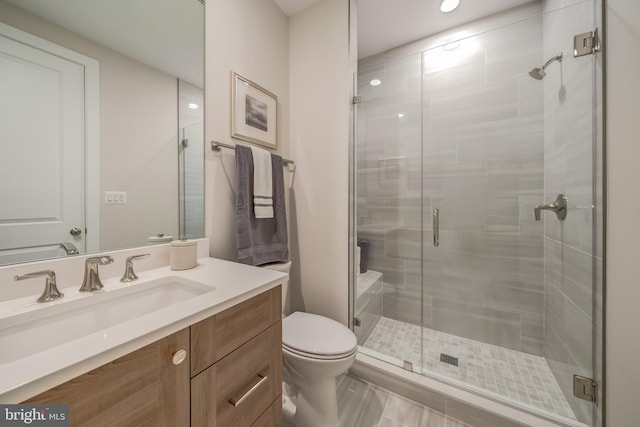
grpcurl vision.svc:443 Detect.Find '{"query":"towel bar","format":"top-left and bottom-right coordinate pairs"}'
top-left (211, 141), bottom-right (295, 166)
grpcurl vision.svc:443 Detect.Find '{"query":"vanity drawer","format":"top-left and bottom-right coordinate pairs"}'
top-left (191, 321), bottom-right (282, 427)
top-left (190, 286), bottom-right (281, 376)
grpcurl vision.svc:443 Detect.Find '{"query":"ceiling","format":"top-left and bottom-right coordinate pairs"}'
top-left (273, 0), bottom-right (322, 16)
top-left (357, 0), bottom-right (535, 58)
top-left (273, 0), bottom-right (537, 58)
top-left (4, 0), bottom-right (204, 87)
top-left (5, 0), bottom-right (536, 84)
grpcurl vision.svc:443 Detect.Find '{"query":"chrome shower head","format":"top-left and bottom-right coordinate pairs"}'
top-left (529, 53), bottom-right (563, 80)
top-left (528, 68), bottom-right (545, 80)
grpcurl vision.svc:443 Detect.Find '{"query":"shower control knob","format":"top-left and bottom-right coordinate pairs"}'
top-left (534, 194), bottom-right (567, 221)
top-left (69, 227), bottom-right (82, 236)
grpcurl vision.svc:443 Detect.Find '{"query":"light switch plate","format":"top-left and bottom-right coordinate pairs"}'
top-left (105, 191), bottom-right (127, 204)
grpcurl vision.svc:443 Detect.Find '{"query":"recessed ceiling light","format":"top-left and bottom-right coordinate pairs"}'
top-left (398, 113), bottom-right (405, 118)
top-left (370, 79), bottom-right (382, 86)
top-left (440, 0), bottom-right (460, 13)
top-left (188, 103), bottom-right (199, 110)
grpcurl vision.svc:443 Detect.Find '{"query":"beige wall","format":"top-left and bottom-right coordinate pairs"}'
top-left (204, 0), bottom-right (290, 262)
top-left (204, 0), bottom-right (351, 324)
top-left (605, 0), bottom-right (640, 424)
top-left (0, 1), bottom-right (179, 251)
top-left (289, 0), bottom-right (351, 323)
top-left (99, 63), bottom-right (178, 249)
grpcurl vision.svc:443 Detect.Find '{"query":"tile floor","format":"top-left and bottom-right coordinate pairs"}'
top-left (284, 374), bottom-right (473, 427)
top-left (336, 375), bottom-right (473, 427)
top-left (363, 317), bottom-right (576, 420)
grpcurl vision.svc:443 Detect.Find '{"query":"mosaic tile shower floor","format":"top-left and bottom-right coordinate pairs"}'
top-left (363, 317), bottom-right (576, 421)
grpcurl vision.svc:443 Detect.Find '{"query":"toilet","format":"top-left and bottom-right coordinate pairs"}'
top-left (262, 262), bottom-right (357, 427)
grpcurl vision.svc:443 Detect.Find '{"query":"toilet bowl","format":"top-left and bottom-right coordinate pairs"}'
top-left (283, 311), bottom-right (357, 426)
top-left (262, 262), bottom-right (357, 427)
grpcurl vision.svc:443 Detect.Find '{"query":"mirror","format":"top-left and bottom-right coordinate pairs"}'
top-left (0, 0), bottom-right (204, 265)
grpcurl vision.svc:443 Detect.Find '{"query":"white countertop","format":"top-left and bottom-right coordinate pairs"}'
top-left (0, 257), bottom-right (287, 403)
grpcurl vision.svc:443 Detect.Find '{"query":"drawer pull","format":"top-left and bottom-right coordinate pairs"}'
top-left (172, 349), bottom-right (187, 365)
top-left (229, 375), bottom-right (268, 407)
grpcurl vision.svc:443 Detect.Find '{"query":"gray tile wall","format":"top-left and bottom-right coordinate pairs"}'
top-left (357, 15), bottom-right (546, 356)
top-left (541, 1), bottom-right (597, 424)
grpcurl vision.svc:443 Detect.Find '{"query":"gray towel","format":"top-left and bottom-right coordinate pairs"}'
top-left (236, 145), bottom-right (289, 266)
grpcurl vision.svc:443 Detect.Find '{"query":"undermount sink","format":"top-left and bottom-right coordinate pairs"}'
top-left (0, 276), bottom-right (213, 364)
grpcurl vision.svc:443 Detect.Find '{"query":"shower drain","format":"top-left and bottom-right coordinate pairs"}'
top-left (439, 353), bottom-right (459, 367)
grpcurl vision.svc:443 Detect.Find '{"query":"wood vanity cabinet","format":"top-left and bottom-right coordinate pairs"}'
top-left (190, 286), bottom-right (282, 426)
top-left (23, 286), bottom-right (282, 427)
top-left (25, 328), bottom-right (191, 426)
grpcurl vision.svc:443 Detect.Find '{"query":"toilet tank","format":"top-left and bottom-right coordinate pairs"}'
top-left (261, 261), bottom-right (291, 315)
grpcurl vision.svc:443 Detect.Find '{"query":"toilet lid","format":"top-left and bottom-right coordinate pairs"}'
top-left (283, 312), bottom-right (357, 358)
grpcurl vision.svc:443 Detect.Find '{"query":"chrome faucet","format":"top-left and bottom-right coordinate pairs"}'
top-left (120, 254), bottom-right (150, 282)
top-left (534, 194), bottom-right (568, 221)
top-left (80, 256), bottom-right (114, 292)
top-left (14, 270), bottom-right (63, 303)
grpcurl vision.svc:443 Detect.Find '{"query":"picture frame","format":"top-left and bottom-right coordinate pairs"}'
top-left (231, 72), bottom-right (278, 150)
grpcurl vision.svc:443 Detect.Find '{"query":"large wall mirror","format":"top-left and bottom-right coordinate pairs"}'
top-left (0, 0), bottom-right (204, 265)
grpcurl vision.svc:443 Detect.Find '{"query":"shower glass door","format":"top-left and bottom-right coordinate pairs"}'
top-left (355, 51), bottom-right (426, 372)
top-left (353, 2), bottom-right (602, 426)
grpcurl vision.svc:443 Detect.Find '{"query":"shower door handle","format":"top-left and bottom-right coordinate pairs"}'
top-left (433, 209), bottom-right (439, 247)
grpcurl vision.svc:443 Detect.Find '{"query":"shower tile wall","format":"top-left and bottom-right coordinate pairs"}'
top-left (357, 14), bottom-right (545, 356)
top-left (542, 1), bottom-right (596, 424)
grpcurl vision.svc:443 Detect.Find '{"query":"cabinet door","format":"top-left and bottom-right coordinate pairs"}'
top-left (191, 322), bottom-right (282, 427)
top-left (24, 329), bottom-right (190, 427)
top-left (251, 397), bottom-right (283, 427)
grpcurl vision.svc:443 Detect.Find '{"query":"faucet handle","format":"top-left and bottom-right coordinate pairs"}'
top-left (80, 255), bottom-right (115, 292)
top-left (120, 254), bottom-right (151, 282)
top-left (86, 255), bottom-right (114, 266)
top-left (14, 270), bottom-right (64, 303)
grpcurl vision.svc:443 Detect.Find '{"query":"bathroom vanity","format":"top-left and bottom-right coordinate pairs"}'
top-left (24, 287), bottom-right (282, 426)
top-left (0, 248), bottom-right (285, 427)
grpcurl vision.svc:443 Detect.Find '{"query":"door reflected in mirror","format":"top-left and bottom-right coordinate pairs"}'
top-left (0, 0), bottom-right (204, 266)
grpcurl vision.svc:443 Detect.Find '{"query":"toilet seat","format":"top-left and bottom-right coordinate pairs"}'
top-left (283, 343), bottom-right (356, 360)
top-left (283, 312), bottom-right (357, 360)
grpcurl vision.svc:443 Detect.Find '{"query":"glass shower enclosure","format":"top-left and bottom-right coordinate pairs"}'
top-left (351, 2), bottom-right (604, 426)
top-left (178, 80), bottom-right (205, 240)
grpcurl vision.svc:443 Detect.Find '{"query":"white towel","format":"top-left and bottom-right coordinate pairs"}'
top-left (250, 146), bottom-right (273, 218)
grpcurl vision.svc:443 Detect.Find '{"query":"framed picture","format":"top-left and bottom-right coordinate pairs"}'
top-left (231, 72), bottom-right (278, 149)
